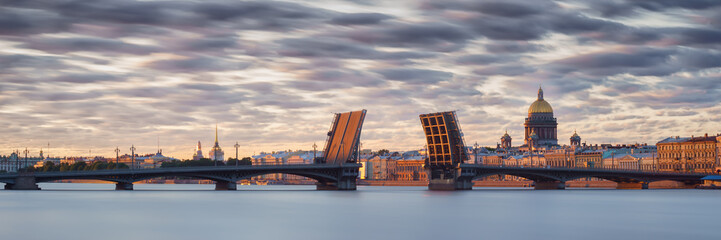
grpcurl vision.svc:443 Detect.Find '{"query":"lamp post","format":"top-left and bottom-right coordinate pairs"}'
top-left (312, 142), bottom-right (318, 164)
top-left (114, 147), bottom-right (120, 169)
top-left (234, 142), bottom-right (240, 167)
top-left (130, 145), bottom-right (136, 170)
top-left (474, 142), bottom-right (480, 165)
top-left (15, 149), bottom-right (19, 172)
top-left (23, 148), bottom-right (29, 172)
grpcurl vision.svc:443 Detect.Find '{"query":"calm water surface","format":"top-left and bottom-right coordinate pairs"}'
top-left (1, 183), bottom-right (719, 240)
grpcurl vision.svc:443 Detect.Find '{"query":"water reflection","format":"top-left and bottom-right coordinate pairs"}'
top-left (1, 183), bottom-right (719, 240)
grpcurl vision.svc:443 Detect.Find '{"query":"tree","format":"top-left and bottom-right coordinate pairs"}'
top-left (59, 164), bottom-right (70, 172)
top-left (377, 149), bottom-right (390, 155)
top-left (239, 157), bottom-right (252, 165)
top-left (42, 161), bottom-right (55, 172)
top-left (70, 162), bottom-right (87, 171)
top-left (227, 158), bottom-right (238, 166)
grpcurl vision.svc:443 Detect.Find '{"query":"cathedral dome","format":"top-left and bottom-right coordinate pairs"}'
top-left (528, 86), bottom-right (553, 114)
top-left (528, 99), bottom-right (553, 114)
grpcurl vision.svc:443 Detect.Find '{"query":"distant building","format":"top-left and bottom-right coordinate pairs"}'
top-left (193, 141), bottom-right (204, 160)
top-left (501, 131), bottom-right (512, 149)
top-left (570, 131), bottom-right (581, 146)
top-left (524, 86), bottom-right (558, 147)
top-left (395, 160), bottom-right (427, 181)
top-left (657, 134), bottom-right (719, 173)
top-left (545, 148), bottom-right (576, 168)
top-left (575, 150), bottom-right (603, 168)
top-left (209, 125), bottom-right (224, 161)
top-left (605, 153), bottom-right (656, 171)
top-left (0, 152), bottom-right (20, 172)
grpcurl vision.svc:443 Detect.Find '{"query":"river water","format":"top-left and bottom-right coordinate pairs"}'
top-left (1, 183), bottom-right (719, 240)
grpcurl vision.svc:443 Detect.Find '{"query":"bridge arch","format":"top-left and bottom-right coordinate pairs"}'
top-left (472, 172), bottom-right (563, 183)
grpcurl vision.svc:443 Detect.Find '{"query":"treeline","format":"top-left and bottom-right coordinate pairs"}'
top-left (160, 157), bottom-right (252, 168)
top-left (26, 161), bottom-right (130, 172)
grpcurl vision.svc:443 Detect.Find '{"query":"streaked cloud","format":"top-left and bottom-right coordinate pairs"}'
top-left (0, 0), bottom-right (719, 158)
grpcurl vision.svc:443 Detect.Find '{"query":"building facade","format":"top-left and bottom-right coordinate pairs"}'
top-left (657, 134), bottom-right (719, 173)
top-left (395, 160), bottom-right (427, 181)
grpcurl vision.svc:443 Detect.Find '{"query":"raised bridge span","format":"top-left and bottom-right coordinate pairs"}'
top-left (1, 110), bottom-right (367, 191)
top-left (420, 111), bottom-right (715, 190)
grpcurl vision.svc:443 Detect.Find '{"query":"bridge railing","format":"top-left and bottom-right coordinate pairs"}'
top-left (469, 162), bottom-right (715, 175)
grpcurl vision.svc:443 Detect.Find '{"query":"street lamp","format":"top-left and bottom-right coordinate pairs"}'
top-left (474, 142), bottom-right (480, 165)
top-left (114, 147), bottom-right (120, 169)
top-left (312, 142), bottom-right (318, 164)
top-left (130, 145), bottom-right (136, 170)
top-left (23, 148), bottom-right (29, 172)
top-left (234, 142), bottom-right (240, 167)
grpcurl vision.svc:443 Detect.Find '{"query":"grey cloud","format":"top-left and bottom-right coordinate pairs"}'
top-left (180, 35), bottom-right (238, 52)
top-left (178, 83), bottom-right (227, 91)
top-left (667, 110), bottom-right (699, 116)
top-left (0, 8), bottom-right (70, 36)
top-left (343, 22), bottom-right (474, 52)
top-left (373, 68), bottom-right (453, 84)
top-left (277, 37), bottom-right (435, 60)
top-left (455, 54), bottom-right (516, 65)
top-left (27, 91), bottom-right (104, 102)
top-left (329, 13), bottom-right (393, 25)
top-left (192, 1), bottom-right (334, 30)
top-left (49, 73), bottom-right (121, 83)
top-left (292, 69), bottom-right (386, 90)
top-left (591, 0), bottom-right (721, 17)
top-left (473, 1), bottom-right (542, 17)
top-left (485, 42), bottom-right (545, 53)
top-left (675, 28), bottom-right (721, 46)
top-left (551, 47), bottom-right (677, 76)
top-left (0, 54), bottom-right (67, 71)
top-left (146, 56), bottom-right (250, 72)
top-left (473, 65), bottom-right (536, 76)
top-left (22, 37), bottom-right (161, 54)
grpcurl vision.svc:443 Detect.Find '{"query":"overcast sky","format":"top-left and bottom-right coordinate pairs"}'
top-left (1, 0), bottom-right (720, 159)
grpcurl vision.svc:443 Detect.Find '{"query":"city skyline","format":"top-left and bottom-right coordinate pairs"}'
top-left (1, 0), bottom-right (720, 159)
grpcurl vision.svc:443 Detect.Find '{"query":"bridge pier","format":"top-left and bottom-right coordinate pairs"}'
top-left (215, 181), bottom-right (237, 190)
top-left (428, 178), bottom-right (473, 190)
top-left (316, 178), bottom-right (357, 190)
top-left (534, 181), bottom-right (566, 190)
top-left (680, 182), bottom-right (701, 189)
top-left (616, 182), bottom-right (648, 189)
top-left (7, 176), bottom-right (41, 190)
top-left (115, 182), bottom-right (134, 190)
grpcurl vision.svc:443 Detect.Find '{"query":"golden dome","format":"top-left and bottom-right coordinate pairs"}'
top-left (528, 86), bottom-right (553, 114)
top-left (528, 99), bottom-right (553, 114)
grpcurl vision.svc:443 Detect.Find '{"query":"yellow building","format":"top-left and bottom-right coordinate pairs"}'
top-left (575, 150), bottom-right (603, 168)
top-left (395, 160), bottom-right (427, 181)
top-left (657, 134), bottom-right (719, 173)
top-left (544, 149), bottom-right (575, 168)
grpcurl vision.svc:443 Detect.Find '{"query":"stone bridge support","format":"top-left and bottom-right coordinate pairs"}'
top-left (616, 181), bottom-right (649, 189)
top-left (6, 176), bottom-right (41, 190)
top-left (115, 182), bottom-right (134, 190)
top-left (679, 181), bottom-right (702, 189)
top-left (428, 178), bottom-right (473, 190)
top-left (534, 181), bottom-right (566, 190)
top-left (316, 178), bottom-right (357, 190)
top-left (215, 180), bottom-right (237, 190)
